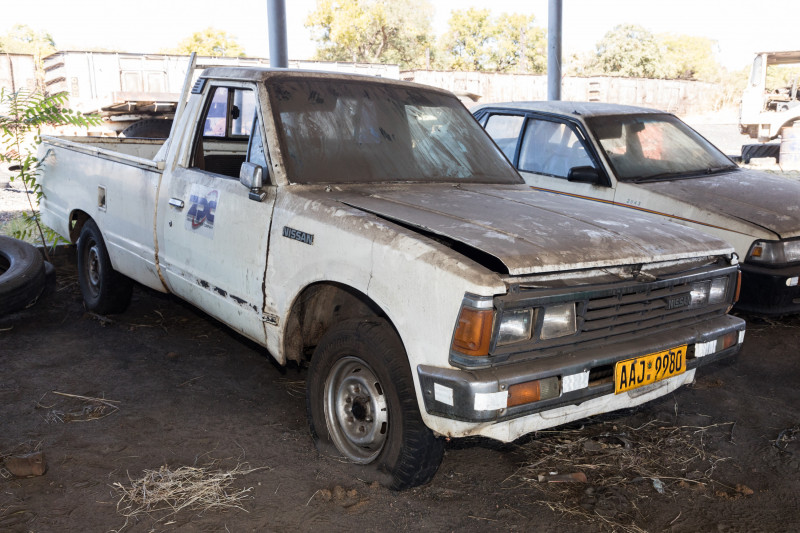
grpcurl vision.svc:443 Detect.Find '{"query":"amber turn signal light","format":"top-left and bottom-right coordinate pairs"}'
top-left (734, 271), bottom-right (742, 303)
top-left (452, 307), bottom-right (493, 356)
top-left (507, 380), bottom-right (541, 407)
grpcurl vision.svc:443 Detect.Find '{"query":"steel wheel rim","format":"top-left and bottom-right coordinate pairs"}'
top-left (323, 356), bottom-right (388, 463)
top-left (84, 241), bottom-right (101, 297)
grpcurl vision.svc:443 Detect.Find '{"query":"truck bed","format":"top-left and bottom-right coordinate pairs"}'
top-left (42, 136), bottom-right (166, 169)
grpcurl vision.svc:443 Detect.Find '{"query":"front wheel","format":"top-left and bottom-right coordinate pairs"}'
top-left (77, 220), bottom-right (133, 314)
top-left (306, 318), bottom-right (444, 489)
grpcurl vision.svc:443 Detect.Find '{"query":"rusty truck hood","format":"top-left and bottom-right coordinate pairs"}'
top-left (636, 169), bottom-right (800, 239)
top-left (332, 184), bottom-right (732, 275)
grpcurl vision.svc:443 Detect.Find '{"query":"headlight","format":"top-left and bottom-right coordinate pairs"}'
top-left (497, 308), bottom-right (534, 345)
top-left (689, 276), bottom-right (730, 307)
top-left (540, 303), bottom-right (577, 339)
top-left (747, 239), bottom-right (800, 265)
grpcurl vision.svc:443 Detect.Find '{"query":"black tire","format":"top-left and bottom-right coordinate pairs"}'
top-left (76, 220), bottom-right (133, 314)
top-left (0, 236), bottom-right (46, 315)
top-left (306, 318), bottom-right (444, 490)
top-left (119, 118), bottom-right (173, 139)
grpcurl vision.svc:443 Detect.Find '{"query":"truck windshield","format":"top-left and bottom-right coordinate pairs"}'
top-left (586, 114), bottom-right (737, 182)
top-left (269, 78), bottom-right (522, 185)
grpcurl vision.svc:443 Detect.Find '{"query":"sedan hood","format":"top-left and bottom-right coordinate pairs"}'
top-left (637, 169), bottom-right (800, 239)
top-left (331, 184), bottom-right (732, 275)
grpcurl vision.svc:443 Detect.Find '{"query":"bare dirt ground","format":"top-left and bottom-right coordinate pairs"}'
top-left (2, 248), bottom-right (799, 533)
top-left (2, 119), bottom-right (800, 532)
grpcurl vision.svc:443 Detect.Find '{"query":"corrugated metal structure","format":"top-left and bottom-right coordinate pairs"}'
top-left (0, 54), bottom-right (37, 93)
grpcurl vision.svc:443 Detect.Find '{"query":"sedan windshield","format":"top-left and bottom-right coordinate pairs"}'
top-left (586, 113), bottom-right (737, 181)
top-left (269, 78), bottom-right (522, 185)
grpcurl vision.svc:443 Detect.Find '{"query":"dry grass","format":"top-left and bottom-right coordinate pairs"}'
top-left (505, 417), bottom-right (735, 532)
top-left (111, 461), bottom-right (266, 531)
top-left (37, 391), bottom-right (120, 423)
top-left (274, 378), bottom-right (306, 398)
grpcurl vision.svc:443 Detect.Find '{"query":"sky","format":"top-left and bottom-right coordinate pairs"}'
top-left (3, 0), bottom-right (799, 71)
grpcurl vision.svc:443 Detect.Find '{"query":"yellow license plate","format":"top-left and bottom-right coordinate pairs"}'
top-left (614, 345), bottom-right (687, 394)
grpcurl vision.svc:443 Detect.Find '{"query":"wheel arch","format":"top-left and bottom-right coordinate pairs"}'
top-left (67, 209), bottom-right (92, 243)
top-left (282, 281), bottom-right (398, 364)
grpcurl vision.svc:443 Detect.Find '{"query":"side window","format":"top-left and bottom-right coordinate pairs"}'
top-left (192, 86), bottom-right (264, 179)
top-left (484, 114), bottom-right (524, 161)
top-left (518, 119), bottom-right (596, 178)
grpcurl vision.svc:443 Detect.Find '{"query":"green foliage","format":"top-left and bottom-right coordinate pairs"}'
top-left (438, 9), bottom-right (546, 73)
top-left (306, 0), bottom-right (435, 69)
top-left (0, 24), bottom-right (56, 57)
top-left (164, 27), bottom-right (245, 57)
top-left (439, 8), bottom-right (495, 71)
top-left (659, 34), bottom-right (720, 80)
top-left (766, 65), bottom-right (800, 93)
top-left (0, 89), bottom-right (101, 254)
top-left (591, 24), bottom-right (666, 78)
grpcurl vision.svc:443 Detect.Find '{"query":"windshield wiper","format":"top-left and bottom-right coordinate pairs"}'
top-left (631, 166), bottom-right (737, 183)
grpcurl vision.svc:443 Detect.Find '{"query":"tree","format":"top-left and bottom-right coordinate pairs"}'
top-left (494, 13), bottom-right (546, 73)
top-left (164, 28), bottom-right (245, 57)
top-left (0, 25), bottom-right (56, 57)
top-left (306, 0), bottom-right (434, 69)
top-left (439, 8), bottom-right (496, 71)
top-left (591, 24), bottom-right (665, 78)
top-left (438, 9), bottom-right (546, 73)
top-left (659, 34), bottom-right (720, 81)
top-left (1, 90), bottom-right (100, 255)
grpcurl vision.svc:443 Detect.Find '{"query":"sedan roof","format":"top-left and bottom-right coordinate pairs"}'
top-left (473, 101), bottom-right (666, 118)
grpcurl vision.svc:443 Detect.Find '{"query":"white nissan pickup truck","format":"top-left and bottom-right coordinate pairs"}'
top-left (38, 65), bottom-right (746, 489)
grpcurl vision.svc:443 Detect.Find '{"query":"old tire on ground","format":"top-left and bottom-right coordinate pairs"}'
top-left (306, 318), bottom-right (444, 490)
top-left (119, 118), bottom-right (173, 139)
top-left (0, 236), bottom-right (46, 315)
top-left (77, 220), bottom-right (133, 314)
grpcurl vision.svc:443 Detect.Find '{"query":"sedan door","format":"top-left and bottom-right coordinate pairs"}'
top-left (482, 112), bottom-right (616, 203)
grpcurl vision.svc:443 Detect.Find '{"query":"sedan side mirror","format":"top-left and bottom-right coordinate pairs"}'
top-left (240, 162), bottom-right (265, 202)
top-left (567, 166), bottom-right (601, 184)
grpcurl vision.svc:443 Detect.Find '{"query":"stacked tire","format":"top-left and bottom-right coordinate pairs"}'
top-left (0, 236), bottom-right (47, 315)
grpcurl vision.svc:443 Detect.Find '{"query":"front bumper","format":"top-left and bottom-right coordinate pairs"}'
top-left (418, 314), bottom-right (745, 428)
top-left (737, 262), bottom-right (800, 315)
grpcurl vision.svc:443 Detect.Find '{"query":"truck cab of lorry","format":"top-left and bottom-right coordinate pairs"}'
top-left (739, 50), bottom-right (800, 141)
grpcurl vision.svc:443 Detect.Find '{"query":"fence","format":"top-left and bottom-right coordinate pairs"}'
top-left (402, 70), bottom-right (721, 115)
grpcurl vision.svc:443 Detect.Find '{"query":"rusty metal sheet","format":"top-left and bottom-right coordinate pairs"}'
top-left (329, 184), bottom-right (732, 276)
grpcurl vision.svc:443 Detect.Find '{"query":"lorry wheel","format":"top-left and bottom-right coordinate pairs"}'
top-left (119, 119), bottom-right (173, 139)
top-left (306, 318), bottom-right (444, 490)
top-left (0, 236), bottom-right (46, 315)
top-left (77, 220), bottom-right (133, 314)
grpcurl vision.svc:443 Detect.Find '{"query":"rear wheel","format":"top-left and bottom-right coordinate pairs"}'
top-left (77, 220), bottom-right (133, 314)
top-left (306, 318), bottom-right (444, 489)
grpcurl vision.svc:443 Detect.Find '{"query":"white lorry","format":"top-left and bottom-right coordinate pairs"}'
top-left (38, 65), bottom-right (745, 489)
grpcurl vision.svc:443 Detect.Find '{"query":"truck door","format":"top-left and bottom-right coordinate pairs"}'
top-left (157, 82), bottom-right (276, 345)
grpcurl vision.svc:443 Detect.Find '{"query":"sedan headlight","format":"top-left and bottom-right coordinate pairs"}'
top-left (747, 239), bottom-right (800, 265)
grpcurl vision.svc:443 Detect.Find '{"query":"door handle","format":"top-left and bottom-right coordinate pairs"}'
top-left (169, 198), bottom-right (185, 209)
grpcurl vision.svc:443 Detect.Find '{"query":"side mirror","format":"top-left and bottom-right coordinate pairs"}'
top-left (240, 162), bottom-right (265, 201)
top-left (567, 166), bottom-right (601, 184)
